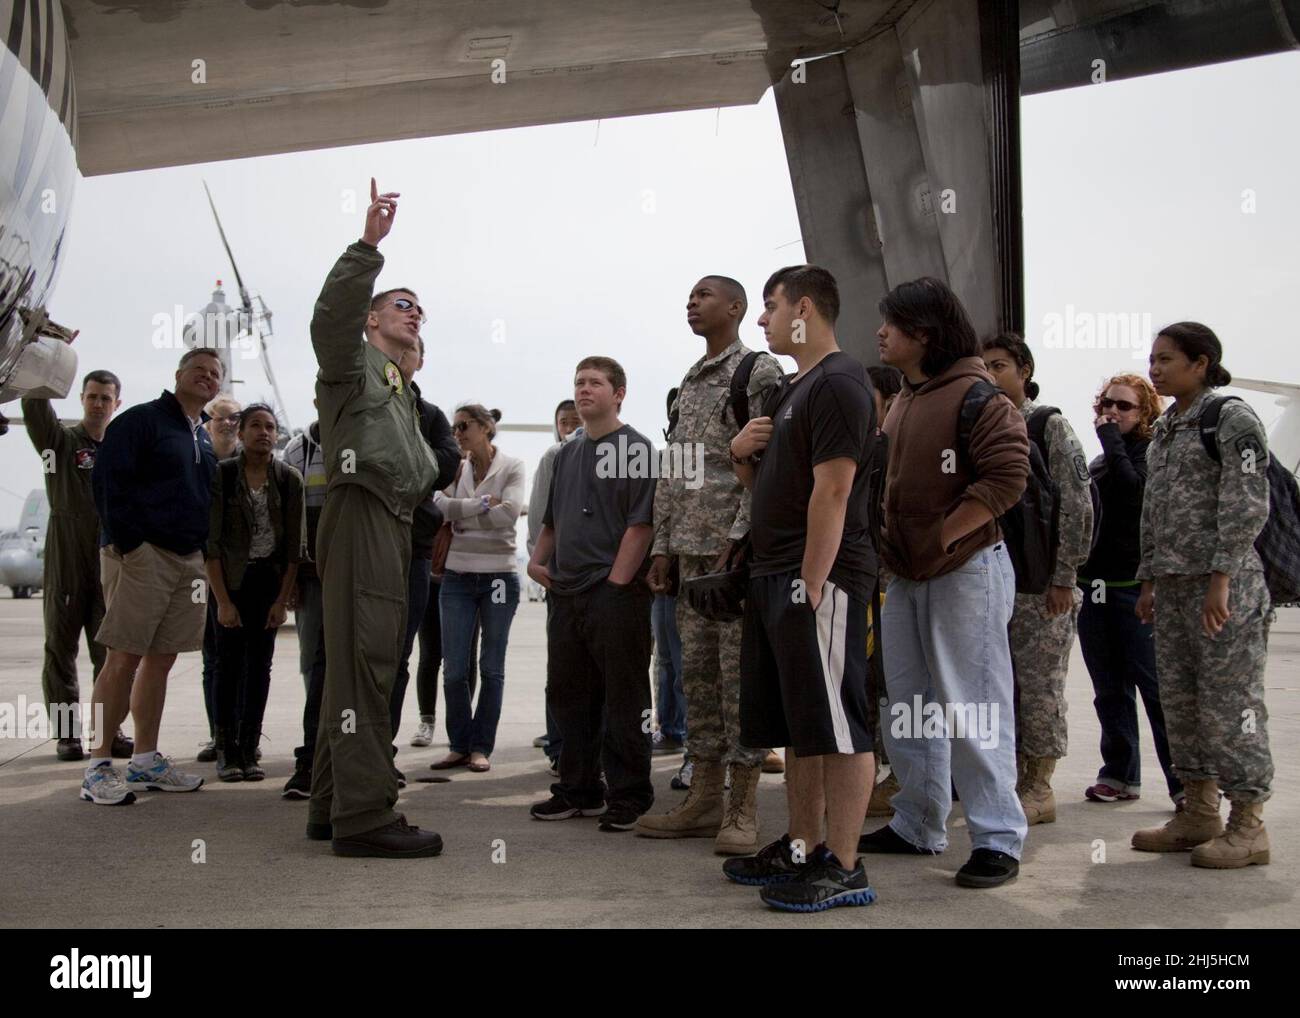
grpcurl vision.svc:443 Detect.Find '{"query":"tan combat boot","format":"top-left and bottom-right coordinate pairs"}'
top-left (1019, 756), bottom-right (1058, 825)
top-left (1191, 800), bottom-right (1269, 869)
top-left (866, 770), bottom-right (900, 818)
top-left (1132, 777), bottom-right (1223, 852)
top-left (634, 759), bottom-right (723, 838)
top-left (714, 763), bottom-right (760, 856)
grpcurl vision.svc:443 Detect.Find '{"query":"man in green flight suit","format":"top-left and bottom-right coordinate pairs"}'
top-left (305, 178), bottom-right (443, 858)
top-left (21, 368), bottom-right (134, 761)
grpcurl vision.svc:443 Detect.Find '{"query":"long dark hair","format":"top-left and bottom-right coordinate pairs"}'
top-left (1157, 321), bottom-right (1232, 388)
top-left (981, 332), bottom-right (1040, 400)
top-left (878, 277), bottom-right (979, 378)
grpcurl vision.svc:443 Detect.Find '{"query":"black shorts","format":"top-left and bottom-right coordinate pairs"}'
top-left (739, 569), bottom-right (873, 757)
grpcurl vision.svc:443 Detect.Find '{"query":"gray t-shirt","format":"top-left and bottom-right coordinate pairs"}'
top-left (543, 424), bottom-right (656, 594)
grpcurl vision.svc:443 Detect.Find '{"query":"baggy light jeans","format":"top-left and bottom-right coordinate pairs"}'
top-left (880, 542), bottom-right (1027, 858)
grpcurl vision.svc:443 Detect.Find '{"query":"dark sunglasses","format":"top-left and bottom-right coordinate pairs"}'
top-left (453, 421), bottom-right (473, 433)
top-left (386, 297), bottom-right (427, 324)
top-left (1099, 398), bottom-right (1138, 412)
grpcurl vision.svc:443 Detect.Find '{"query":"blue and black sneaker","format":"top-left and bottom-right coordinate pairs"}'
top-left (759, 844), bottom-right (877, 913)
top-left (722, 833), bottom-right (805, 886)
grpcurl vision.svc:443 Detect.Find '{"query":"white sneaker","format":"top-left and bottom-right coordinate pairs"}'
top-left (126, 754), bottom-right (204, 792)
top-left (80, 763), bottom-right (136, 806)
top-left (410, 718), bottom-right (435, 748)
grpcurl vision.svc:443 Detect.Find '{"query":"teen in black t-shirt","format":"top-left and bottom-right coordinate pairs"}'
top-left (722, 265), bottom-right (879, 913)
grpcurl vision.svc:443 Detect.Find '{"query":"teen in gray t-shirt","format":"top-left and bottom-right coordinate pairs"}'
top-left (543, 424), bottom-right (657, 594)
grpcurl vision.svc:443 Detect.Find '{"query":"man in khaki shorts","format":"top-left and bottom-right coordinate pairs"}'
top-left (81, 348), bottom-right (222, 805)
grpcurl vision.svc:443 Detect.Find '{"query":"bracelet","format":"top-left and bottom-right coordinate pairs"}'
top-left (728, 447), bottom-right (752, 466)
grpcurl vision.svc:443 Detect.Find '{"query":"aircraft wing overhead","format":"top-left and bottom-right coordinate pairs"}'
top-left (63, 0), bottom-right (1300, 176)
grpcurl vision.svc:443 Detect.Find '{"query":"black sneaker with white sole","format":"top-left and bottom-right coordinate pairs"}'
top-left (282, 764), bottom-right (312, 800)
top-left (597, 803), bottom-right (642, 832)
top-left (529, 795), bottom-right (606, 821)
top-left (722, 833), bottom-right (806, 886)
top-left (759, 845), bottom-right (877, 912)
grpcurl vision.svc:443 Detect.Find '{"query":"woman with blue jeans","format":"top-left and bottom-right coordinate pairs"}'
top-left (1077, 374), bottom-right (1182, 806)
top-left (431, 404), bottom-right (526, 773)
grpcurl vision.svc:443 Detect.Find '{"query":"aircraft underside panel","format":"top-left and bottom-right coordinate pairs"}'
top-left (775, 0), bottom-right (1021, 360)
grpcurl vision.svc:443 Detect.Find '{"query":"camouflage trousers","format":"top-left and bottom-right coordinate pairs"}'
top-left (1154, 571), bottom-right (1273, 803)
top-left (676, 555), bottom-right (767, 767)
top-left (1009, 587), bottom-right (1081, 759)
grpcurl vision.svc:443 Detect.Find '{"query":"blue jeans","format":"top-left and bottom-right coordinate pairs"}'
top-left (440, 570), bottom-right (520, 756)
top-left (652, 593), bottom-right (686, 742)
top-left (1077, 584), bottom-right (1182, 798)
top-left (881, 543), bottom-right (1027, 858)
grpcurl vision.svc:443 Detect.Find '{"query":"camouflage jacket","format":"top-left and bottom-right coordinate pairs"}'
top-left (1139, 388), bottom-right (1269, 580)
top-left (1022, 398), bottom-right (1093, 588)
top-left (651, 339), bottom-right (782, 558)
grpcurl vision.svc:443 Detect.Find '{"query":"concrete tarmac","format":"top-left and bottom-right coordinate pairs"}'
top-left (1, 597), bottom-right (1296, 928)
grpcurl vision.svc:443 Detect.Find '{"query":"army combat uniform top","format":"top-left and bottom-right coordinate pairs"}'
top-left (650, 339), bottom-right (781, 769)
top-left (20, 397), bottom-right (106, 735)
top-left (1008, 398), bottom-right (1094, 761)
top-left (306, 240), bottom-right (439, 839)
top-left (1138, 389), bottom-right (1272, 802)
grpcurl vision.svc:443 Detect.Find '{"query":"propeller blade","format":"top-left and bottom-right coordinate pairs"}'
top-left (202, 180), bottom-right (253, 316)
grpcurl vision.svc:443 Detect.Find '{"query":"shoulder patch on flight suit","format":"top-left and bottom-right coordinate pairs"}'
top-left (384, 362), bottom-right (403, 393)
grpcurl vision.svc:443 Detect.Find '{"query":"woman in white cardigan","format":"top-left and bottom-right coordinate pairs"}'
top-left (430, 405), bottom-right (527, 772)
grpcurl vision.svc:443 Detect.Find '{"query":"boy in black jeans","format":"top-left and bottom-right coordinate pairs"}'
top-left (527, 356), bottom-right (656, 831)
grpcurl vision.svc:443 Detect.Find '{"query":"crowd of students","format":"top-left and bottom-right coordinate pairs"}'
top-left (19, 181), bottom-right (1280, 910)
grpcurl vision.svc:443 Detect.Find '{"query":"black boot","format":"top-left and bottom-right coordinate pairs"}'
top-left (215, 726), bottom-right (244, 782)
top-left (240, 722), bottom-right (265, 781)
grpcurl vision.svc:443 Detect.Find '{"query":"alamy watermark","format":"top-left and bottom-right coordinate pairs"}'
top-left (596, 435), bottom-right (705, 490)
top-left (1041, 305), bottom-right (1153, 361)
top-left (0, 697), bottom-right (103, 741)
top-left (889, 694), bottom-right (1000, 749)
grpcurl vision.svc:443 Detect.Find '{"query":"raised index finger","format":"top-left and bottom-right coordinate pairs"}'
top-left (370, 177), bottom-right (378, 203)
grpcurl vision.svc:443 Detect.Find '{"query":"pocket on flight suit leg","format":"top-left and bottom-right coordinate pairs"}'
top-left (354, 585), bottom-right (406, 707)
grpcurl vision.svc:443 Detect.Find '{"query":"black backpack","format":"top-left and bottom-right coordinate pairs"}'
top-left (666, 350), bottom-right (762, 440)
top-left (958, 381), bottom-right (1060, 594)
top-left (1196, 396), bottom-right (1300, 605)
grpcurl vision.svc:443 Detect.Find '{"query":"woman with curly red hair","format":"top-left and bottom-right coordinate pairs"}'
top-left (1076, 374), bottom-right (1183, 810)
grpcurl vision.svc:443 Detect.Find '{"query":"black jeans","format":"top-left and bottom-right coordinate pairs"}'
top-left (295, 574), bottom-right (326, 765)
top-left (390, 555), bottom-right (433, 738)
top-left (1078, 583), bottom-right (1182, 798)
top-left (416, 575), bottom-right (443, 718)
top-left (547, 581), bottom-right (653, 812)
top-left (215, 561), bottom-right (281, 737)
top-left (201, 599), bottom-right (219, 737)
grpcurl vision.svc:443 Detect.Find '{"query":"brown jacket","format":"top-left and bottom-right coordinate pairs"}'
top-left (880, 356), bottom-right (1029, 581)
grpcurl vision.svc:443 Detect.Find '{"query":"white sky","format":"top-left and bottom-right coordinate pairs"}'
top-left (2, 50), bottom-right (1298, 527)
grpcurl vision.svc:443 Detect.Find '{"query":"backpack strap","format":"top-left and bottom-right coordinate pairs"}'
top-left (957, 379), bottom-right (999, 468)
top-left (1025, 406), bottom-right (1061, 466)
top-left (728, 350), bottom-right (762, 431)
top-left (1197, 395), bottom-right (1240, 465)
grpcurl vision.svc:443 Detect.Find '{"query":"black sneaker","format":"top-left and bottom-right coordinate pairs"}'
top-left (723, 833), bottom-right (805, 886)
top-left (955, 848), bottom-right (1019, 888)
top-left (760, 845), bottom-right (877, 913)
top-left (56, 738), bottom-right (85, 762)
top-left (196, 739), bottom-right (217, 763)
top-left (598, 803), bottom-right (642, 832)
top-left (109, 730), bottom-right (134, 759)
top-left (858, 824), bottom-right (939, 855)
top-left (282, 765), bottom-right (312, 800)
top-left (529, 795), bottom-right (606, 821)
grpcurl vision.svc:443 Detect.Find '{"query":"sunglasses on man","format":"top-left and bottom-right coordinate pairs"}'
top-left (385, 296), bottom-right (427, 324)
top-left (1099, 398), bottom-right (1138, 412)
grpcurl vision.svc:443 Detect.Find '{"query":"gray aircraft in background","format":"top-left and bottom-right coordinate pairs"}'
top-left (0, 489), bottom-right (48, 598)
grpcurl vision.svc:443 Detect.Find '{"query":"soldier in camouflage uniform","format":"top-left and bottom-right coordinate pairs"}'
top-left (21, 370), bottom-right (133, 761)
top-left (636, 276), bottom-right (782, 855)
top-left (983, 337), bottom-right (1093, 825)
top-left (1133, 323), bottom-right (1273, 869)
